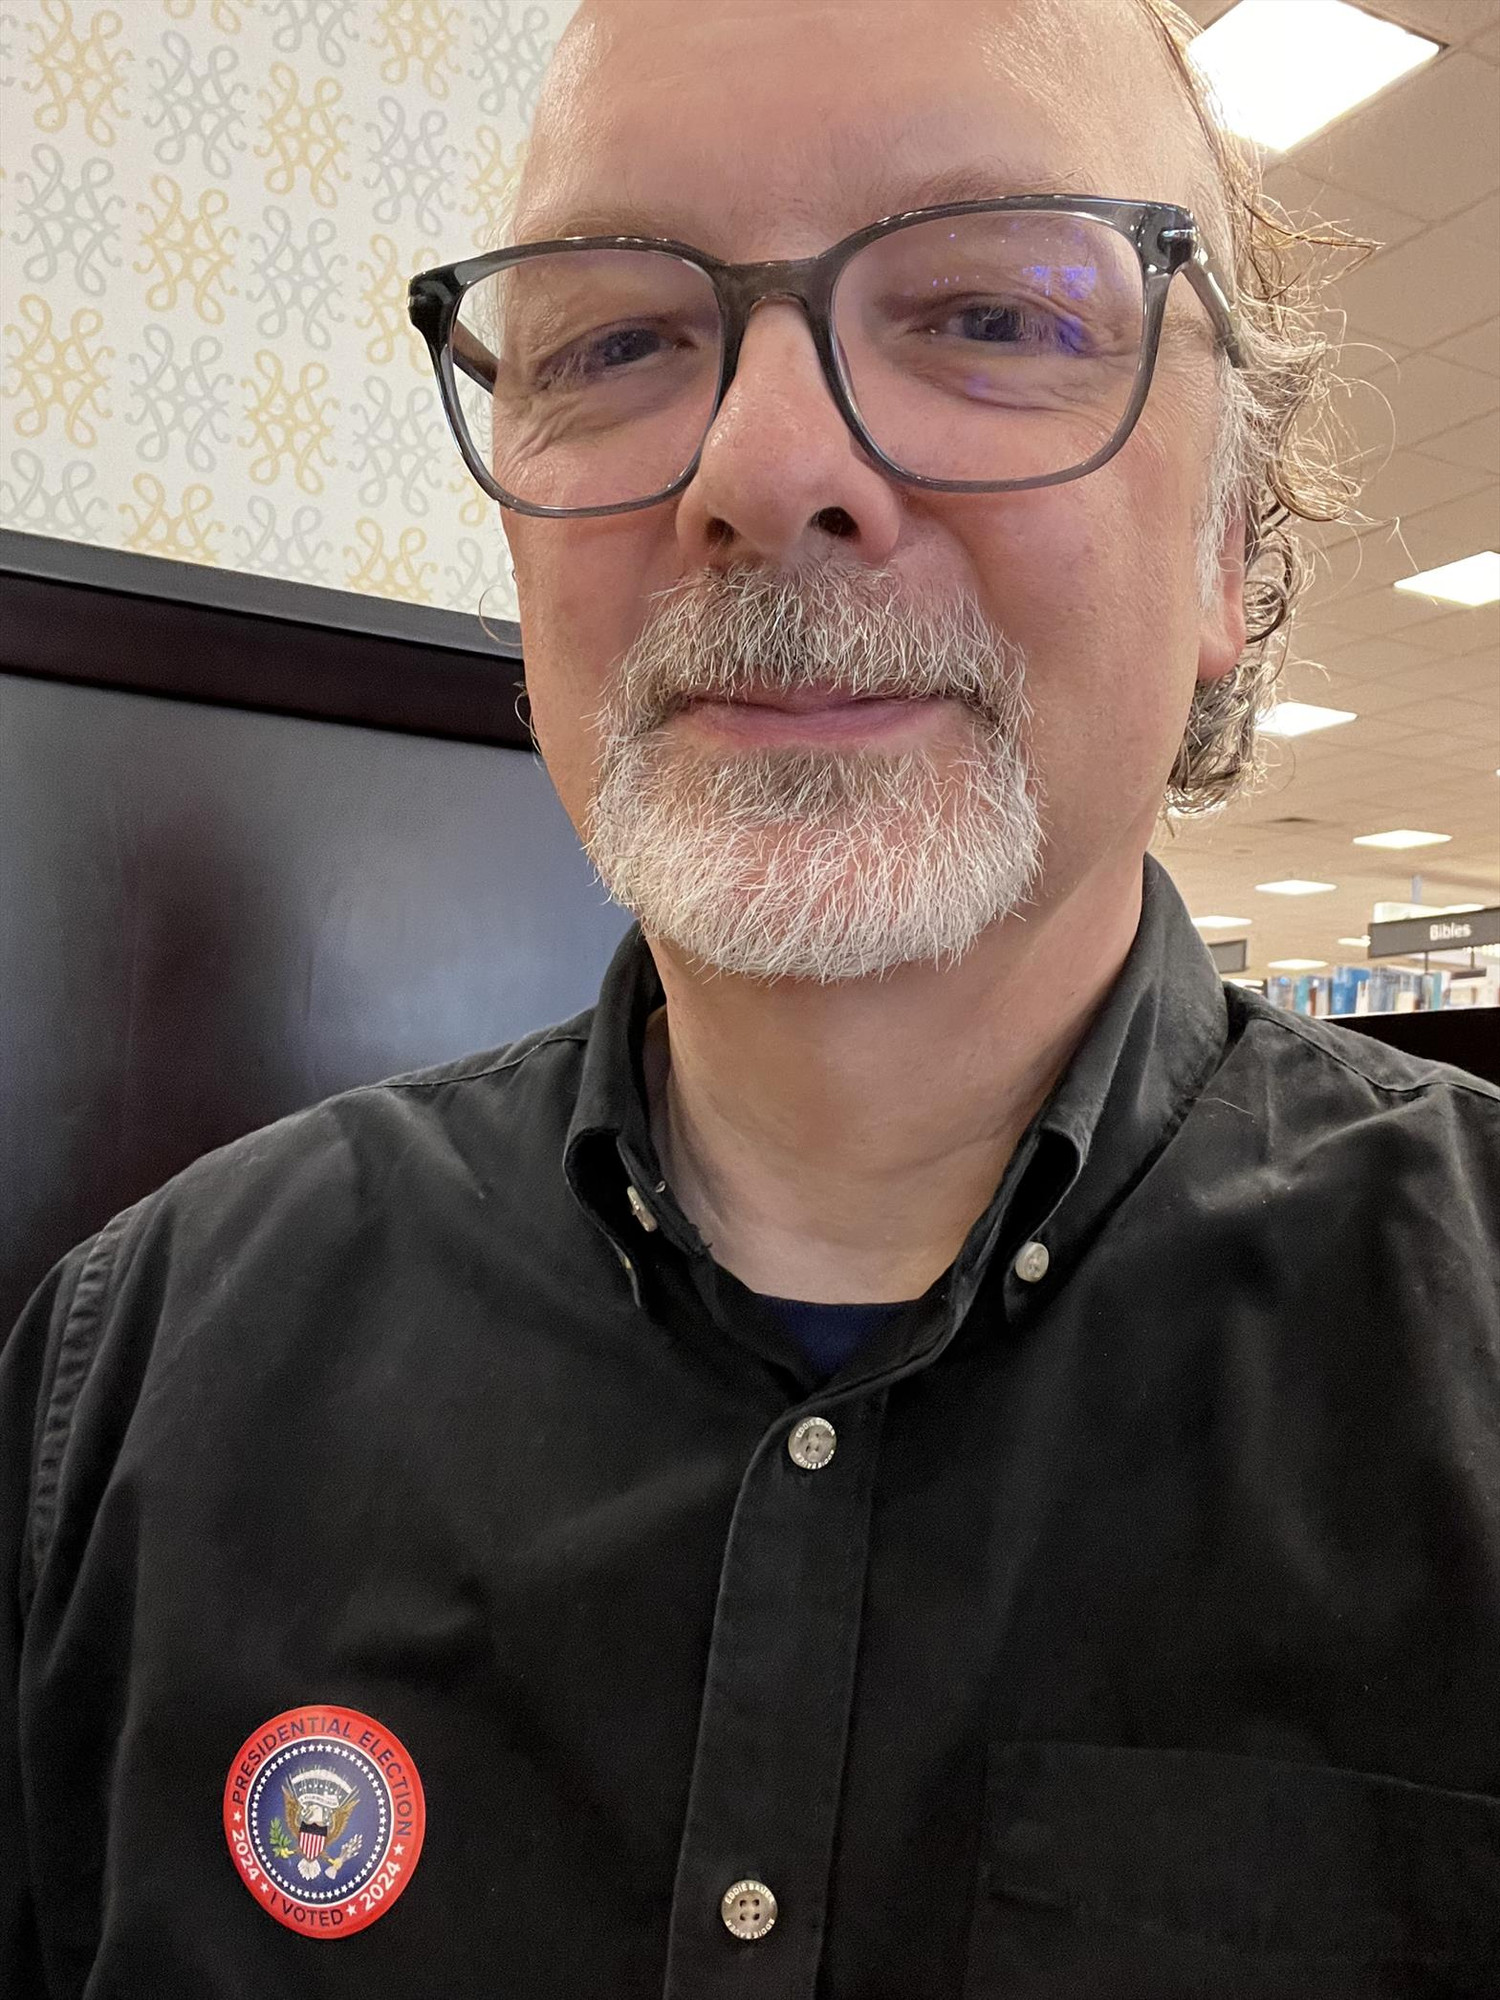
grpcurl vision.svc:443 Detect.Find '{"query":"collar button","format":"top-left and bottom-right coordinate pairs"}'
top-left (625, 1184), bottom-right (659, 1233)
top-left (1013, 1240), bottom-right (1050, 1284)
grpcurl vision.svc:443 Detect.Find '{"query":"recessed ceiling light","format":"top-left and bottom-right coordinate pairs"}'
top-left (1256, 878), bottom-right (1337, 895)
top-left (1352, 829), bottom-right (1452, 848)
top-left (1394, 552), bottom-right (1500, 607)
top-left (1270, 958), bottom-right (1329, 971)
top-left (1190, 0), bottom-right (1440, 153)
top-left (1338, 935), bottom-right (1371, 948)
top-left (1259, 701), bottom-right (1358, 738)
top-left (1192, 914), bottom-right (1252, 928)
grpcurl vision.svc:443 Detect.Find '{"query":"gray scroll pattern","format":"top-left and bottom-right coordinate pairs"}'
top-left (12, 143), bottom-right (124, 297)
top-left (144, 31), bottom-right (247, 179)
top-left (471, 1), bottom-right (552, 126)
top-left (125, 325), bottom-right (234, 473)
top-left (364, 95), bottom-right (455, 236)
top-left (349, 376), bottom-right (446, 514)
top-left (245, 204), bottom-right (347, 351)
top-left (0, 447), bottom-right (108, 538)
top-left (441, 532), bottom-right (495, 610)
top-left (262, 0), bottom-right (359, 66)
top-left (232, 493), bottom-right (333, 583)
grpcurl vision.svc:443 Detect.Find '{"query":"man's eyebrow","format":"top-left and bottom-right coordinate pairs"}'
top-left (515, 163), bottom-right (1088, 247)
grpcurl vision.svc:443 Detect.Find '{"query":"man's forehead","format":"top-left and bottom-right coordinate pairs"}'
top-left (515, 0), bottom-right (1215, 250)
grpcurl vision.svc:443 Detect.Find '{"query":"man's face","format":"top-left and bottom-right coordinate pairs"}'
top-left (501, 0), bottom-right (1247, 984)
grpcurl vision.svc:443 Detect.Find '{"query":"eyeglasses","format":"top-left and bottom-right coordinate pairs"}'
top-left (408, 195), bottom-right (1244, 520)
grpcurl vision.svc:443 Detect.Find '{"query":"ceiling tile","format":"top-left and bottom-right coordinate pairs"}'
top-left (1431, 320), bottom-right (1500, 373)
top-left (1307, 633), bottom-right (1448, 675)
top-left (1438, 741), bottom-right (1500, 771)
top-left (1259, 160), bottom-right (1426, 251)
top-left (1312, 673), bottom-right (1433, 714)
top-left (1375, 654), bottom-right (1498, 698)
top-left (1451, 193), bottom-right (1500, 248)
top-left (1377, 693), bottom-right (1500, 731)
top-left (1450, 604), bottom-right (1500, 654)
top-left (1335, 210), bottom-right (1500, 346)
top-left (1307, 584), bottom-right (1463, 639)
top-left (1333, 711), bottom-right (1435, 750)
top-left (1287, 52), bottom-right (1500, 223)
top-left (1358, 3), bottom-right (1500, 45)
top-left (1354, 448), bottom-right (1493, 523)
top-left (1307, 526), bottom-right (1412, 599)
top-left (1334, 348), bottom-right (1500, 451)
top-left (1376, 486), bottom-right (1500, 569)
top-left (1420, 409), bottom-right (1500, 471)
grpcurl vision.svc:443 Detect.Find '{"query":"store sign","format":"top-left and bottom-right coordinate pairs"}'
top-left (1367, 907), bottom-right (1500, 958)
top-left (1208, 937), bottom-right (1248, 974)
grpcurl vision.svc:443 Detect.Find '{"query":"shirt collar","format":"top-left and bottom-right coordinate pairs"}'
top-left (564, 852), bottom-right (1228, 1295)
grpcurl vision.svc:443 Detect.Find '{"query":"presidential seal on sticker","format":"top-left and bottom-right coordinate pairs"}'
top-left (223, 1705), bottom-right (426, 1938)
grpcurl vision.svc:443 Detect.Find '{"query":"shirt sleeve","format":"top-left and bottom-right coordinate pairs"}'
top-left (0, 1238), bottom-right (99, 1996)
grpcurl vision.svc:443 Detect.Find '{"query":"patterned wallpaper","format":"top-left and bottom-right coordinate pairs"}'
top-left (0, 0), bottom-right (579, 622)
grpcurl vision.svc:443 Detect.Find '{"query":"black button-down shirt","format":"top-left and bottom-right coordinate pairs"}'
top-left (4, 854), bottom-right (1499, 1997)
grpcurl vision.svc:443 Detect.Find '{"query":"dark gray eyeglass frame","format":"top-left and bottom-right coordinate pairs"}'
top-left (408, 194), bottom-right (1245, 520)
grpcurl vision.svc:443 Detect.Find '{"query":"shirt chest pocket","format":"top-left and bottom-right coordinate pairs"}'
top-left (963, 1739), bottom-right (1500, 1999)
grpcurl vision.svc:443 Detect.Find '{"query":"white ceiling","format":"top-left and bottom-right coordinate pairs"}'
top-left (1154, 0), bottom-right (1500, 974)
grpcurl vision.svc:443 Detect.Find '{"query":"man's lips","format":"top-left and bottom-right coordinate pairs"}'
top-left (685, 686), bottom-right (916, 714)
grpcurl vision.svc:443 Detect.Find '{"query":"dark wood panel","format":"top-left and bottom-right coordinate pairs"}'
top-left (0, 669), bottom-right (631, 1334)
top-left (0, 528), bottom-right (530, 748)
top-left (1334, 1005), bottom-right (1500, 1086)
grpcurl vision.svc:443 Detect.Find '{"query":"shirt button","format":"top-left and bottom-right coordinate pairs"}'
top-left (1014, 1239), bottom-right (1050, 1283)
top-left (721, 1878), bottom-right (778, 1941)
top-left (787, 1415), bottom-right (837, 1470)
top-left (625, 1184), bottom-right (659, 1233)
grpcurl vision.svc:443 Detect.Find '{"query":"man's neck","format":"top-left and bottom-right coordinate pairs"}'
top-left (641, 852), bottom-right (1146, 1305)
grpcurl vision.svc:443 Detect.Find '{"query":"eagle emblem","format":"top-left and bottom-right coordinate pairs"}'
top-left (273, 1767), bottom-right (363, 1881)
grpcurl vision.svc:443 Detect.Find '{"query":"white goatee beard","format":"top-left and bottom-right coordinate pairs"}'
top-left (581, 561), bottom-right (1046, 985)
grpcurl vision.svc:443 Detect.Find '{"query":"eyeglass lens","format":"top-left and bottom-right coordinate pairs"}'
top-left (449, 210), bottom-right (1147, 511)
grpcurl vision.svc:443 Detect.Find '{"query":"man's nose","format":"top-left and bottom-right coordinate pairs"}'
top-left (672, 298), bottom-right (905, 571)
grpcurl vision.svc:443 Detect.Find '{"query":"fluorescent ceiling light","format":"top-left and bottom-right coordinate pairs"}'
top-left (1192, 914), bottom-right (1252, 929)
top-left (1190, 1), bottom-right (1439, 153)
top-left (1270, 958), bottom-right (1328, 971)
top-left (1259, 702), bottom-right (1358, 738)
top-left (1394, 552), bottom-right (1500, 606)
top-left (1338, 935), bottom-right (1371, 948)
top-left (1352, 828), bottom-right (1452, 848)
top-left (1256, 878), bottom-right (1337, 895)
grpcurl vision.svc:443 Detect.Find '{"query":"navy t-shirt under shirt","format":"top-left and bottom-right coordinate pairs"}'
top-left (756, 1294), bottom-right (915, 1381)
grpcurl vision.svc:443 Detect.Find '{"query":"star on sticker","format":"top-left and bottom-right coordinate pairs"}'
top-left (395, 1844), bottom-right (405, 1856)
top-left (232, 1811), bottom-right (242, 1823)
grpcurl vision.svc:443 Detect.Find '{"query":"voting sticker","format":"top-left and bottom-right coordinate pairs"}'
top-left (223, 1704), bottom-right (426, 1938)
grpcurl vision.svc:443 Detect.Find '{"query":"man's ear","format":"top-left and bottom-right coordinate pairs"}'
top-left (1198, 499), bottom-right (1249, 686)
